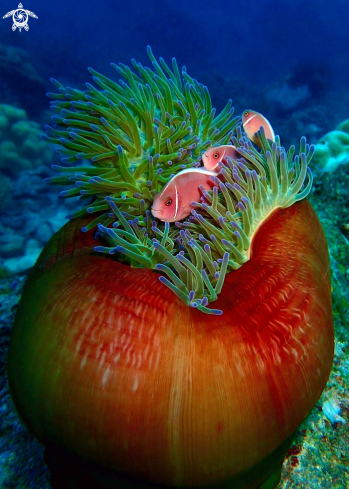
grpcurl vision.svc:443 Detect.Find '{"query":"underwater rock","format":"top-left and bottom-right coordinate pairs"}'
top-left (322, 398), bottom-right (346, 425)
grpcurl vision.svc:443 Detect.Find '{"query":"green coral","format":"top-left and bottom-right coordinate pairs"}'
top-left (312, 120), bottom-right (349, 172)
top-left (44, 48), bottom-right (313, 315)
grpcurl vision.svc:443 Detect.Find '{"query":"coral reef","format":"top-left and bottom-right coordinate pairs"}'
top-left (0, 167), bottom-right (70, 275)
top-left (0, 172), bottom-right (13, 213)
top-left (0, 104), bottom-right (54, 176)
top-left (0, 104), bottom-right (69, 276)
top-left (312, 119), bottom-right (349, 172)
top-left (0, 43), bottom-right (47, 118)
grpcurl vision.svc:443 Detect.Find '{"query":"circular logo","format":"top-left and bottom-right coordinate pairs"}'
top-left (13, 9), bottom-right (28, 28)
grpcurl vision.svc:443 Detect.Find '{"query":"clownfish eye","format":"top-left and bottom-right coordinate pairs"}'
top-left (244, 111), bottom-right (249, 117)
top-left (165, 198), bottom-right (172, 206)
top-left (213, 152), bottom-right (220, 159)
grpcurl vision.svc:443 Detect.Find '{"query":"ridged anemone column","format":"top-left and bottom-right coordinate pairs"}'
top-left (7, 198), bottom-right (333, 489)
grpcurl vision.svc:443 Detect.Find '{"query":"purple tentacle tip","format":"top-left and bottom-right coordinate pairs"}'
top-left (189, 290), bottom-right (195, 301)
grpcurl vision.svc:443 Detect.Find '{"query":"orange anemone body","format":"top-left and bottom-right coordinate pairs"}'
top-left (7, 199), bottom-right (333, 488)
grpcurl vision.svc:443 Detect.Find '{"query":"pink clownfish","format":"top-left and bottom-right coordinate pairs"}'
top-left (151, 168), bottom-right (217, 222)
top-left (242, 110), bottom-right (275, 148)
top-left (202, 145), bottom-right (241, 171)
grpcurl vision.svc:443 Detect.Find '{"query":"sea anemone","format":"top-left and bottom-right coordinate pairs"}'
top-left (7, 49), bottom-right (334, 489)
top-left (42, 47), bottom-right (312, 314)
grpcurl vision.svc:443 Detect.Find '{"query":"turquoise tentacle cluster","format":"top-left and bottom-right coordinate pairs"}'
top-left (44, 46), bottom-right (239, 232)
top-left (44, 48), bottom-right (314, 315)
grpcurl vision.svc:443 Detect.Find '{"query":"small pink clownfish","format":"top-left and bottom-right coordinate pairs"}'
top-left (151, 168), bottom-right (217, 222)
top-left (202, 145), bottom-right (241, 171)
top-left (242, 110), bottom-right (275, 148)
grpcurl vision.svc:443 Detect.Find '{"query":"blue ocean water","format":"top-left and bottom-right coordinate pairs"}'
top-left (1, 0), bottom-right (349, 123)
top-left (0, 0), bottom-right (348, 487)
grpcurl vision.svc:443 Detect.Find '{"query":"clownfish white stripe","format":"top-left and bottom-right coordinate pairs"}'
top-left (173, 184), bottom-right (179, 220)
top-left (159, 179), bottom-right (170, 197)
top-left (202, 145), bottom-right (241, 172)
top-left (241, 110), bottom-right (275, 149)
top-left (243, 114), bottom-right (257, 127)
top-left (151, 168), bottom-right (217, 222)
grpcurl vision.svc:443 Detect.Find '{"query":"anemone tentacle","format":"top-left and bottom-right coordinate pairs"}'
top-left (43, 46), bottom-right (240, 230)
top-left (44, 49), bottom-right (314, 314)
top-left (94, 130), bottom-right (313, 314)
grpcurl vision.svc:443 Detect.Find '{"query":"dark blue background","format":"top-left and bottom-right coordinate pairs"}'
top-left (1, 0), bottom-right (349, 139)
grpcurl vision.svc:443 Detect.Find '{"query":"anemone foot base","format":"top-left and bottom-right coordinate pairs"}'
top-left (9, 201), bottom-right (333, 489)
top-left (44, 433), bottom-right (292, 489)
top-left (257, 466), bottom-right (282, 489)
